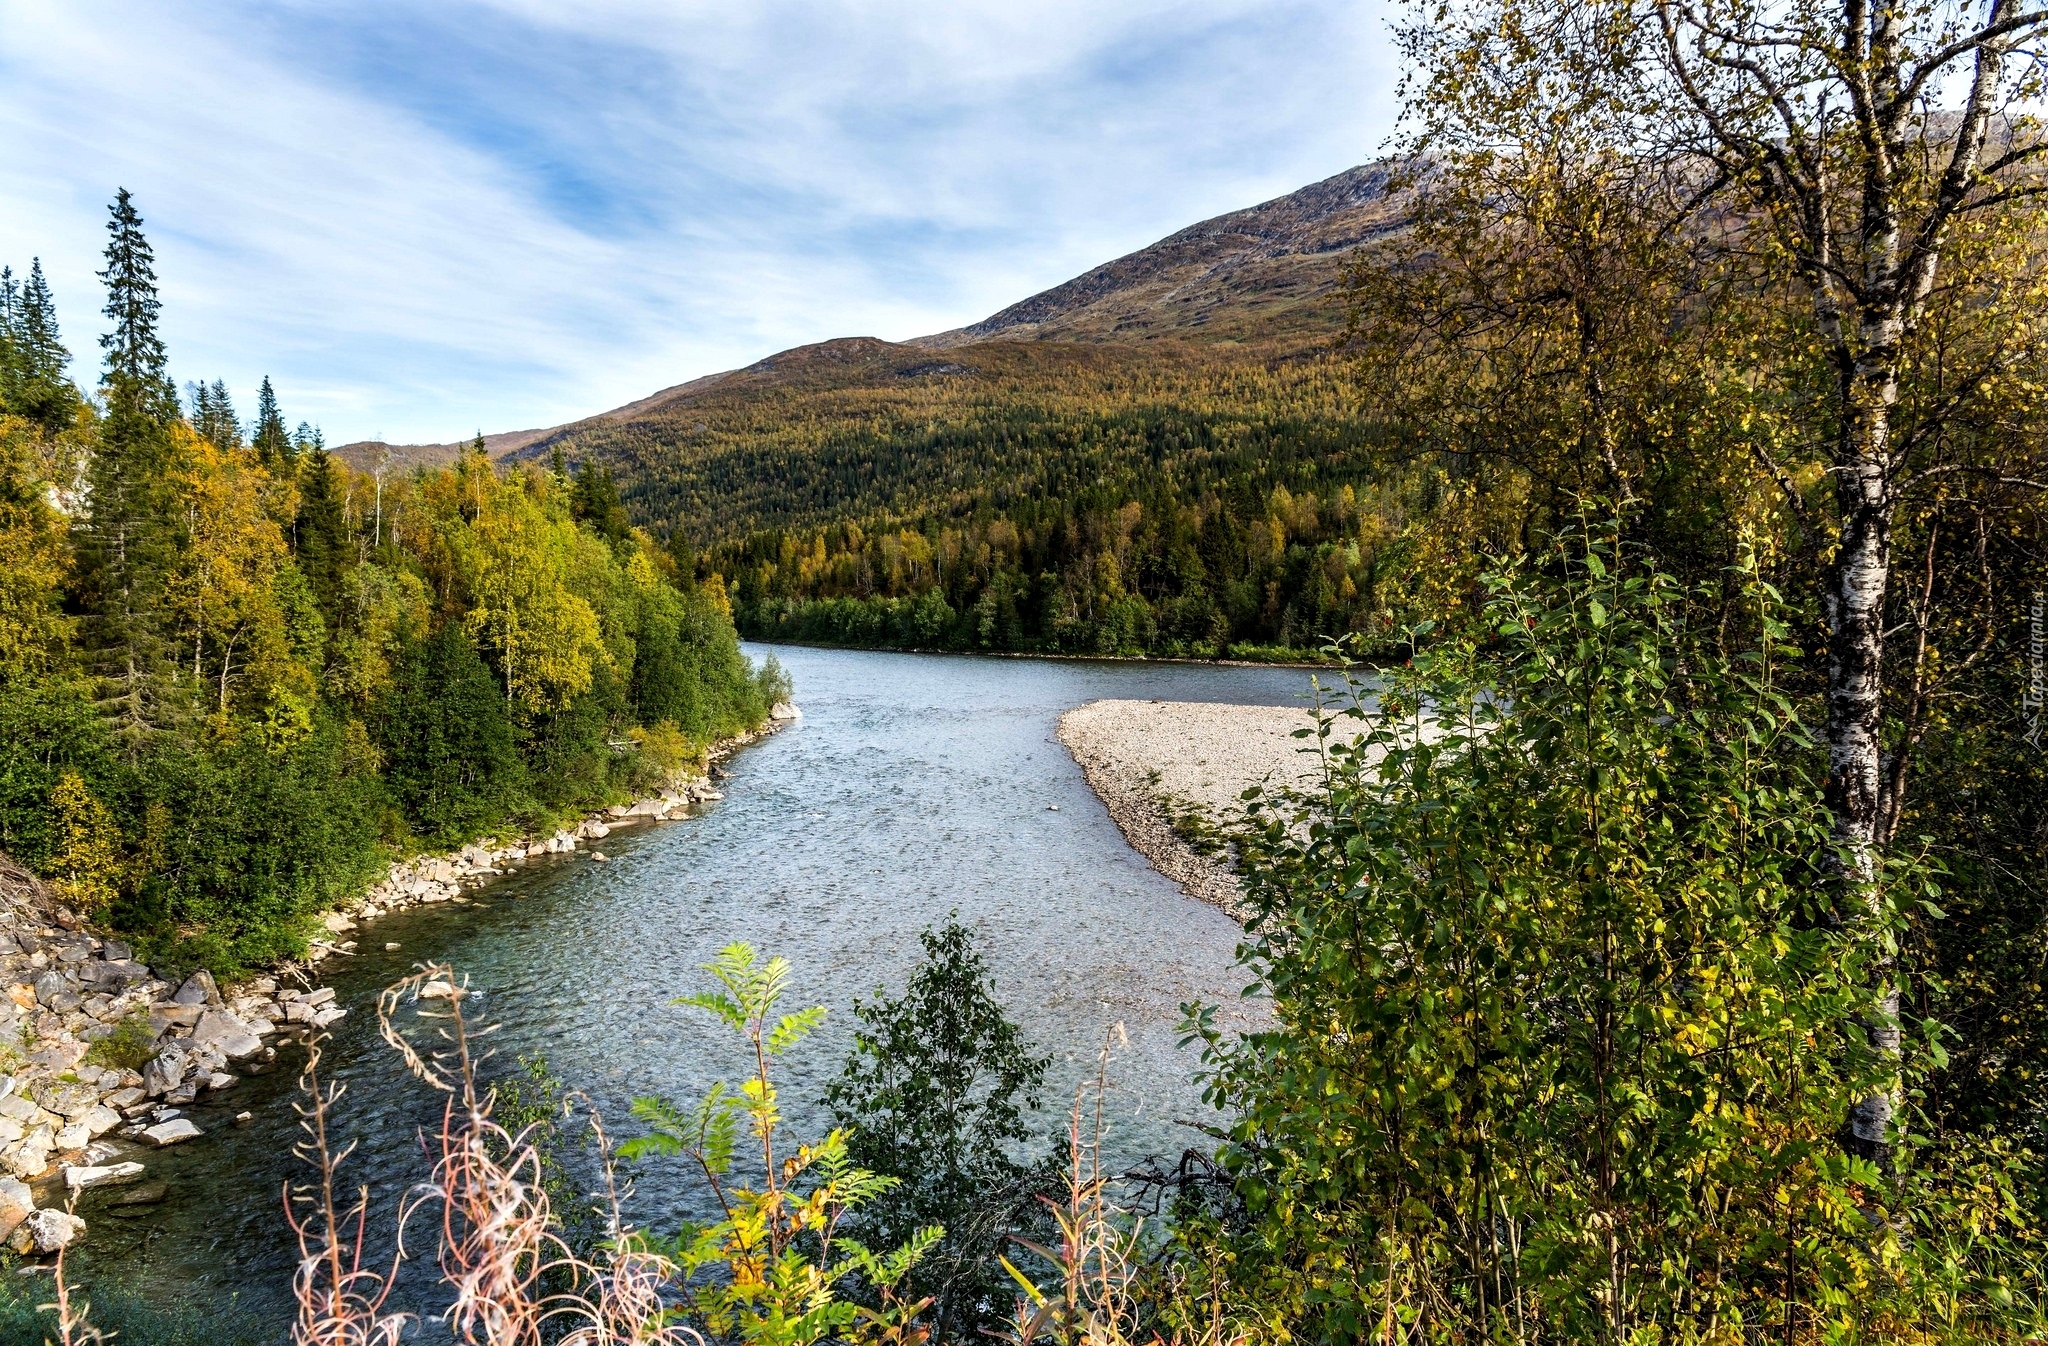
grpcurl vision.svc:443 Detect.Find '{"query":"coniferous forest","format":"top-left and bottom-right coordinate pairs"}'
top-left (0, 191), bottom-right (779, 973)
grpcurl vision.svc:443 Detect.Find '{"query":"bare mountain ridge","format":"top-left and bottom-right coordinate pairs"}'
top-left (334, 161), bottom-right (1404, 473)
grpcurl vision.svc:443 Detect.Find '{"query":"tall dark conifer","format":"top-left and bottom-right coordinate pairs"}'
top-left (294, 446), bottom-right (349, 626)
top-left (252, 375), bottom-right (292, 469)
top-left (0, 260), bottom-right (79, 433)
top-left (187, 378), bottom-right (240, 449)
top-left (570, 461), bottom-right (631, 549)
top-left (76, 189), bottom-right (183, 749)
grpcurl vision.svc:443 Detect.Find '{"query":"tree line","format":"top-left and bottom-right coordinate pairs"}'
top-left (0, 191), bottom-right (780, 972)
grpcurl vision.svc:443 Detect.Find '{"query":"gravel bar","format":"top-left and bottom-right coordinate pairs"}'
top-left (1057, 699), bottom-right (1326, 918)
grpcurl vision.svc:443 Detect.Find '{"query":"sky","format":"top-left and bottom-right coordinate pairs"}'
top-left (0, 1), bottom-right (1397, 446)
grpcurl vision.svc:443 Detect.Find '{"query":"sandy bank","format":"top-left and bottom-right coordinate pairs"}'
top-left (1057, 700), bottom-right (1325, 918)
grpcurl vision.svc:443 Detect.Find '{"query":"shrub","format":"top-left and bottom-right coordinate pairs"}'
top-left (826, 917), bottom-right (1054, 1342)
top-left (82, 1012), bottom-right (154, 1072)
top-left (1188, 516), bottom-right (2045, 1342)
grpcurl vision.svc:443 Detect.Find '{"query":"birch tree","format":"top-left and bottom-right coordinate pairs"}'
top-left (1379, 0), bottom-right (2048, 1168)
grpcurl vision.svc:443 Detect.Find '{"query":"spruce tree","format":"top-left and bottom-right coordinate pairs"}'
top-left (252, 375), bottom-right (291, 469)
top-left (294, 446), bottom-right (349, 626)
top-left (570, 460), bottom-right (631, 548)
top-left (75, 189), bottom-right (183, 749)
top-left (0, 261), bottom-right (79, 434)
top-left (185, 379), bottom-right (242, 450)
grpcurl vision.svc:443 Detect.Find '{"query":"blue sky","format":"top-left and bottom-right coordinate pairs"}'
top-left (0, 1), bottom-right (1396, 445)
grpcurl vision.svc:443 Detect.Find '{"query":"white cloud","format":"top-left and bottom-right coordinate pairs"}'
top-left (0, 0), bottom-right (1396, 443)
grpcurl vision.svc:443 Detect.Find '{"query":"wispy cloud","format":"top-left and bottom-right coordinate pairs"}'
top-left (0, 0), bottom-right (1396, 443)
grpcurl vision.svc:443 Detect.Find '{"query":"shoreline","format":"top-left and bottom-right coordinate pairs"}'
top-left (0, 706), bottom-right (799, 1256)
top-left (1056, 699), bottom-right (1324, 922)
top-left (748, 636), bottom-right (1354, 673)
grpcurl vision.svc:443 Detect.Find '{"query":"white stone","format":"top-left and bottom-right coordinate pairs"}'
top-left (64, 1161), bottom-right (144, 1190)
top-left (193, 1008), bottom-right (264, 1061)
top-left (80, 1105), bottom-right (119, 1137)
top-left (141, 1118), bottom-right (202, 1147)
top-left (53, 1123), bottom-right (88, 1151)
top-left (310, 1006), bottom-right (347, 1029)
top-left (13, 1208), bottom-right (83, 1254)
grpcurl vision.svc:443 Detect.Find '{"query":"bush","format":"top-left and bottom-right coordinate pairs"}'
top-left (119, 712), bottom-right (385, 973)
top-left (1190, 518), bottom-right (2043, 1342)
top-left (825, 917), bottom-right (1053, 1342)
top-left (83, 1011), bottom-right (155, 1072)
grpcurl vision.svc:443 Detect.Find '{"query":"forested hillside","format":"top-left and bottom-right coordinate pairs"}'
top-left (0, 192), bottom-right (779, 973)
top-left (444, 167), bottom-right (1461, 660)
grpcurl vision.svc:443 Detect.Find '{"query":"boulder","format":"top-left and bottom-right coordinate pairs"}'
top-left (31, 971), bottom-right (65, 1007)
top-left (0, 1177), bottom-right (32, 1240)
top-left (53, 1123), bottom-right (88, 1151)
top-left (141, 1046), bottom-right (189, 1098)
top-left (141, 1118), bottom-right (202, 1147)
top-left (39, 1083), bottom-right (98, 1119)
top-left (310, 1005), bottom-right (348, 1029)
top-left (192, 1009), bottom-right (263, 1061)
top-left (102, 1087), bottom-right (144, 1111)
top-left (302, 987), bottom-right (337, 1008)
top-left (0, 1095), bottom-right (37, 1123)
top-left (64, 1161), bottom-right (144, 1191)
top-left (81, 1106), bottom-right (120, 1137)
top-left (322, 912), bottom-right (356, 934)
top-left (171, 969), bottom-right (220, 1007)
top-left (11, 1208), bottom-right (83, 1254)
top-left (89, 959), bottom-right (151, 992)
top-left (151, 1003), bottom-right (201, 1032)
top-left (770, 701), bottom-right (801, 720)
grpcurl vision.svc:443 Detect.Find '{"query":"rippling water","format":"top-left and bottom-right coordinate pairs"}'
top-left (80, 645), bottom-right (1320, 1332)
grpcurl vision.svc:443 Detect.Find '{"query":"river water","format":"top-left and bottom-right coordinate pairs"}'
top-left (76, 645), bottom-right (1321, 1334)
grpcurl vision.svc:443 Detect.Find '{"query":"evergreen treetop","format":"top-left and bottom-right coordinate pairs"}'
top-left (0, 259), bottom-right (79, 433)
top-left (187, 379), bottom-right (241, 450)
top-left (98, 189), bottom-right (174, 425)
top-left (252, 375), bottom-right (291, 467)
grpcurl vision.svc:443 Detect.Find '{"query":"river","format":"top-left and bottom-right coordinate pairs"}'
top-left (72, 644), bottom-right (1321, 1334)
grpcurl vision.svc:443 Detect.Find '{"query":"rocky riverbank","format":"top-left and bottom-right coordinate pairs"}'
top-left (1056, 699), bottom-right (1323, 919)
top-left (0, 705), bottom-right (798, 1258)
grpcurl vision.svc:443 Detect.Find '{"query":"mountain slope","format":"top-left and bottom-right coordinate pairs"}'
top-left (914, 162), bottom-right (1405, 347)
top-left (334, 161), bottom-right (1402, 478)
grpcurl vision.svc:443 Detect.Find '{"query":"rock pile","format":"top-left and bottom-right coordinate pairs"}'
top-left (0, 857), bottom-right (331, 1254)
top-left (0, 710), bottom-right (796, 1255)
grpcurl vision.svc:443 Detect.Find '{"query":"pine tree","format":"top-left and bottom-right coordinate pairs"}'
top-left (98, 192), bottom-right (175, 425)
top-left (0, 261), bottom-right (80, 434)
top-left (186, 379), bottom-right (241, 450)
top-left (75, 190), bottom-right (183, 749)
top-left (252, 375), bottom-right (291, 469)
top-left (292, 421), bottom-right (323, 455)
top-left (570, 460), bottom-right (631, 548)
top-left (208, 379), bottom-right (239, 448)
top-left (294, 446), bottom-right (349, 626)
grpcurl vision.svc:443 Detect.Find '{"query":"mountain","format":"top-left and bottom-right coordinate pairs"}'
top-left (332, 162), bottom-right (1404, 479)
top-left (914, 162), bottom-right (1405, 347)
